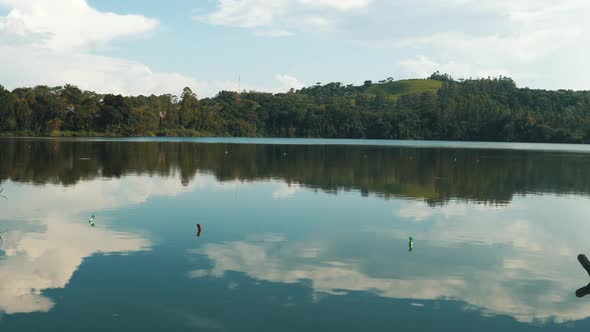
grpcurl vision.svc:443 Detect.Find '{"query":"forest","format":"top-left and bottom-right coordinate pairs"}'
top-left (1, 72), bottom-right (590, 143)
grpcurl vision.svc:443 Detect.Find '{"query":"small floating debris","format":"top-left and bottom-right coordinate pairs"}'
top-left (89, 214), bottom-right (96, 227)
top-left (0, 187), bottom-right (6, 199)
top-left (409, 236), bottom-right (414, 252)
top-left (0, 229), bottom-right (6, 246)
top-left (196, 224), bottom-right (202, 237)
top-left (79, 157), bottom-right (91, 160)
top-left (432, 177), bottom-right (448, 180)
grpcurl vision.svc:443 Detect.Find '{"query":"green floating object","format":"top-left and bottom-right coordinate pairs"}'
top-left (409, 236), bottom-right (414, 252)
top-left (89, 214), bottom-right (95, 227)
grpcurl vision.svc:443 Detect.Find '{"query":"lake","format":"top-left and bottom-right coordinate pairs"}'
top-left (1, 137), bottom-right (590, 331)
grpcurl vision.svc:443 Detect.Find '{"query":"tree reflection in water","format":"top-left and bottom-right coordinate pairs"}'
top-left (0, 187), bottom-right (6, 247)
top-left (2, 138), bottom-right (590, 207)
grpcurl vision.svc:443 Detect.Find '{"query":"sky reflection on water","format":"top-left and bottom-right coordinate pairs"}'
top-left (1, 139), bottom-right (590, 331)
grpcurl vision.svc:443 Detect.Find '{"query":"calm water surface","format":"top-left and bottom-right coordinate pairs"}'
top-left (1, 137), bottom-right (590, 331)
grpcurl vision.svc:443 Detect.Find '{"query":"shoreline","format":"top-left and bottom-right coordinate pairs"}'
top-left (3, 136), bottom-right (590, 153)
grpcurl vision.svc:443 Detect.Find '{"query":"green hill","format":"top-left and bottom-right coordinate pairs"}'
top-left (366, 79), bottom-right (443, 100)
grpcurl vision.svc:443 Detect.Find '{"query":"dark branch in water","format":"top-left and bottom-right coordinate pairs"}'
top-left (576, 254), bottom-right (590, 298)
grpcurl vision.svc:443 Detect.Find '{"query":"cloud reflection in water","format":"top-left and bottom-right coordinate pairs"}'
top-left (189, 196), bottom-right (590, 324)
top-left (0, 176), bottom-right (193, 314)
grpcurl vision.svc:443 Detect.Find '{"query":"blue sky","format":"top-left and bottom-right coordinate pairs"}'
top-left (0, 0), bottom-right (588, 96)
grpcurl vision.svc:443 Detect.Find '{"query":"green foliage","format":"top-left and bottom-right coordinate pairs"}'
top-left (365, 79), bottom-right (443, 100)
top-left (1, 75), bottom-right (590, 143)
top-left (429, 71), bottom-right (454, 82)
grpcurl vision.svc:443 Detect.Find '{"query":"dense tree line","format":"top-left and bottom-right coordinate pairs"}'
top-left (2, 139), bottom-right (590, 205)
top-left (1, 73), bottom-right (590, 143)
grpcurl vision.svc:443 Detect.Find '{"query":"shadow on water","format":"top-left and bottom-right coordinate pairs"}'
top-left (2, 138), bottom-right (590, 206)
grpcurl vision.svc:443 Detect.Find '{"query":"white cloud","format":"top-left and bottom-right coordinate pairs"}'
top-left (0, 44), bottom-right (205, 96)
top-left (200, 0), bottom-right (372, 36)
top-left (203, 74), bottom-right (305, 94)
top-left (275, 74), bottom-right (305, 91)
top-left (4, 0), bottom-right (588, 96)
top-left (399, 55), bottom-right (510, 81)
top-left (388, 0), bottom-right (590, 88)
top-left (254, 28), bottom-right (295, 37)
top-left (301, 15), bottom-right (333, 31)
top-left (0, 0), bottom-right (158, 51)
top-left (298, 0), bottom-right (371, 11)
top-left (204, 0), bottom-right (278, 28)
top-left (198, 0), bottom-right (590, 89)
top-left (0, 0), bottom-right (303, 96)
top-left (0, 0), bottom-right (206, 96)
top-left (0, 45), bottom-right (302, 96)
